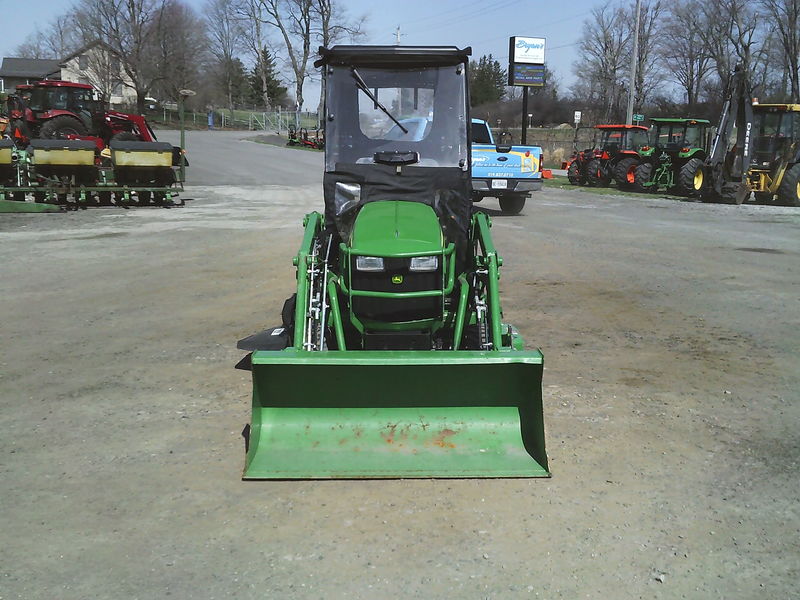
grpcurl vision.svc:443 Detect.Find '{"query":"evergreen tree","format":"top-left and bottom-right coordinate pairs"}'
top-left (249, 47), bottom-right (289, 108)
top-left (470, 54), bottom-right (507, 107)
top-left (229, 58), bottom-right (251, 107)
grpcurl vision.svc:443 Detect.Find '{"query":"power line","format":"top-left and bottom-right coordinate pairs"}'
top-left (394, 0), bottom-right (486, 29)
top-left (470, 13), bottom-right (584, 47)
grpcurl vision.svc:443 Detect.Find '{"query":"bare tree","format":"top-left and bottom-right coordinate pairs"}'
top-left (15, 15), bottom-right (83, 59)
top-left (153, 0), bottom-right (208, 102)
top-left (658, 0), bottom-right (712, 109)
top-left (79, 42), bottom-right (125, 102)
top-left (75, 0), bottom-right (167, 113)
top-left (258, 0), bottom-right (314, 112)
top-left (759, 0), bottom-right (800, 100)
top-left (205, 0), bottom-right (244, 117)
top-left (696, 0), bottom-right (762, 91)
top-left (629, 0), bottom-right (664, 108)
top-left (312, 0), bottom-right (366, 113)
top-left (235, 0), bottom-right (276, 109)
top-left (571, 3), bottom-right (631, 122)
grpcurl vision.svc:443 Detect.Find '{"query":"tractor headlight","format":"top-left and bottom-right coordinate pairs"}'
top-left (334, 182), bottom-right (361, 216)
top-left (355, 256), bottom-right (385, 271)
top-left (409, 255), bottom-right (438, 272)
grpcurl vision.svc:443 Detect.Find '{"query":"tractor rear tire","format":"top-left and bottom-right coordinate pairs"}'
top-left (499, 194), bottom-right (526, 215)
top-left (678, 158), bottom-right (705, 197)
top-left (567, 161), bottom-right (582, 185)
top-left (585, 159), bottom-right (608, 186)
top-left (39, 116), bottom-right (88, 139)
top-left (111, 131), bottom-right (140, 142)
top-left (776, 163), bottom-right (800, 207)
top-left (613, 157), bottom-right (640, 190)
top-left (634, 162), bottom-right (655, 193)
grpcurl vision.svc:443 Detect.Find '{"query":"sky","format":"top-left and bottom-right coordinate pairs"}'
top-left (1, 0), bottom-right (604, 99)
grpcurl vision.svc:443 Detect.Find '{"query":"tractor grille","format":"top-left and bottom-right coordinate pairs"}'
top-left (351, 257), bottom-right (441, 322)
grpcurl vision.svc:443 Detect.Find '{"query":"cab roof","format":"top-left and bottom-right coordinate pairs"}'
top-left (315, 45), bottom-right (471, 68)
top-left (752, 103), bottom-right (800, 112)
top-left (34, 80), bottom-right (94, 90)
top-left (594, 124), bottom-right (648, 131)
top-left (649, 117), bottom-right (710, 124)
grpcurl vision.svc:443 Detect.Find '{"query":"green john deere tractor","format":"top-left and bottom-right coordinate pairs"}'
top-left (634, 118), bottom-right (710, 196)
top-left (236, 45), bottom-right (549, 479)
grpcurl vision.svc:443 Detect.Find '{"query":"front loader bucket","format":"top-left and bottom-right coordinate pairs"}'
top-left (245, 349), bottom-right (548, 479)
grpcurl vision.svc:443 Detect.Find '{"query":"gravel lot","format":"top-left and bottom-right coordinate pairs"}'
top-left (1, 130), bottom-right (798, 599)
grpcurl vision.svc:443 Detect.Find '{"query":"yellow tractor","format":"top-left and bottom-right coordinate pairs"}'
top-left (704, 66), bottom-right (800, 206)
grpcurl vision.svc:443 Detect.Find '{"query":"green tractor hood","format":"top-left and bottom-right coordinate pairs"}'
top-left (350, 200), bottom-right (444, 255)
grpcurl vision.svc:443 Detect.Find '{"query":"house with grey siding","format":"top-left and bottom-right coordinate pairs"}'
top-left (0, 58), bottom-right (60, 93)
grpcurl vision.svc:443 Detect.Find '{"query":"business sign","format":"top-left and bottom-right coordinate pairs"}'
top-left (510, 36), bottom-right (546, 64)
top-left (511, 64), bottom-right (545, 87)
top-left (508, 36), bottom-right (546, 87)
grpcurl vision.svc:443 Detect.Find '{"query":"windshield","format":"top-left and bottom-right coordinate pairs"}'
top-left (324, 64), bottom-right (468, 170)
top-left (752, 109), bottom-right (796, 163)
top-left (653, 122), bottom-right (704, 149)
top-left (28, 86), bottom-right (98, 113)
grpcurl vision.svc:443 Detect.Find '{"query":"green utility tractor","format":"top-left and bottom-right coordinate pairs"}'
top-left (236, 45), bottom-right (549, 479)
top-left (634, 118), bottom-right (710, 196)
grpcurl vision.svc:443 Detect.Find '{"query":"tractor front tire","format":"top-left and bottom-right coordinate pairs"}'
top-left (678, 158), bottom-right (705, 197)
top-left (613, 157), bottom-right (640, 190)
top-left (585, 159), bottom-right (609, 187)
top-left (567, 161), bottom-right (582, 185)
top-left (39, 116), bottom-right (88, 139)
top-left (776, 163), bottom-right (800, 207)
top-left (634, 162), bottom-right (655, 193)
top-left (499, 194), bottom-right (526, 215)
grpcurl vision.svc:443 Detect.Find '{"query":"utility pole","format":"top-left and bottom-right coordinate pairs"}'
top-left (395, 26), bottom-right (402, 45)
top-left (626, 0), bottom-right (642, 125)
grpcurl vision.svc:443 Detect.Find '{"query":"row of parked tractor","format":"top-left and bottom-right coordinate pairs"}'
top-left (0, 79), bottom-right (185, 210)
top-left (562, 72), bottom-right (800, 207)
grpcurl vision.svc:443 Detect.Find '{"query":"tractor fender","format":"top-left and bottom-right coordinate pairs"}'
top-left (678, 149), bottom-right (706, 161)
top-left (37, 109), bottom-right (82, 121)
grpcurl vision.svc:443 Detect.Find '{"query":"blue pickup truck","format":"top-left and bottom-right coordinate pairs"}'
top-left (471, 118), bottom-right (543, 214)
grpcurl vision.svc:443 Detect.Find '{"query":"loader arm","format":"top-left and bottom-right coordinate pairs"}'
top-left (705, 66), bottom-right (754, 199)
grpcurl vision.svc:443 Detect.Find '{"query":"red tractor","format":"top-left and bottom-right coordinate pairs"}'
top-left (6, 80), bottom-right (157, 149)
top-left (563, 124), bottom-right (649, 189)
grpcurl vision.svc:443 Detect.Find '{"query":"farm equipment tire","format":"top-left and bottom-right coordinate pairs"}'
top-left (111, 131), bottom-right (140, 142)
top-left (585, 159), bottom-right (608, 186)
top-left (39, 116), bottom-right (88, 139)
top-left (567, 161), bottom-right (582, 185)
top-left (634, 162), bottom-right (655, 192)
top-left (499, 194), bottom-right (526, 215)
top-left (678, 158), bottom-right (705, 197)
top-left (613, 157), bottom-right (640, 190)
top-left (776, 164), bottom-right (800, 207)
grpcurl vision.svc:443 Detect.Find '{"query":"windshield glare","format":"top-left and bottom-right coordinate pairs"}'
top-left (325, 64), bottom-right (468, 170)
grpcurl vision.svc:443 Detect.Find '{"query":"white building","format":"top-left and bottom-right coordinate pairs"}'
top-left (59, 41), bottom-right (137, 108)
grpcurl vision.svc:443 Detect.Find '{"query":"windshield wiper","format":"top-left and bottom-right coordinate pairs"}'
top-left (351, 67), bottom-right (408, 134)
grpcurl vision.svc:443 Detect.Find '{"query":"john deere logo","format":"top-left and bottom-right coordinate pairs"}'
top-left (391, 275), bottom-right (403, 284)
